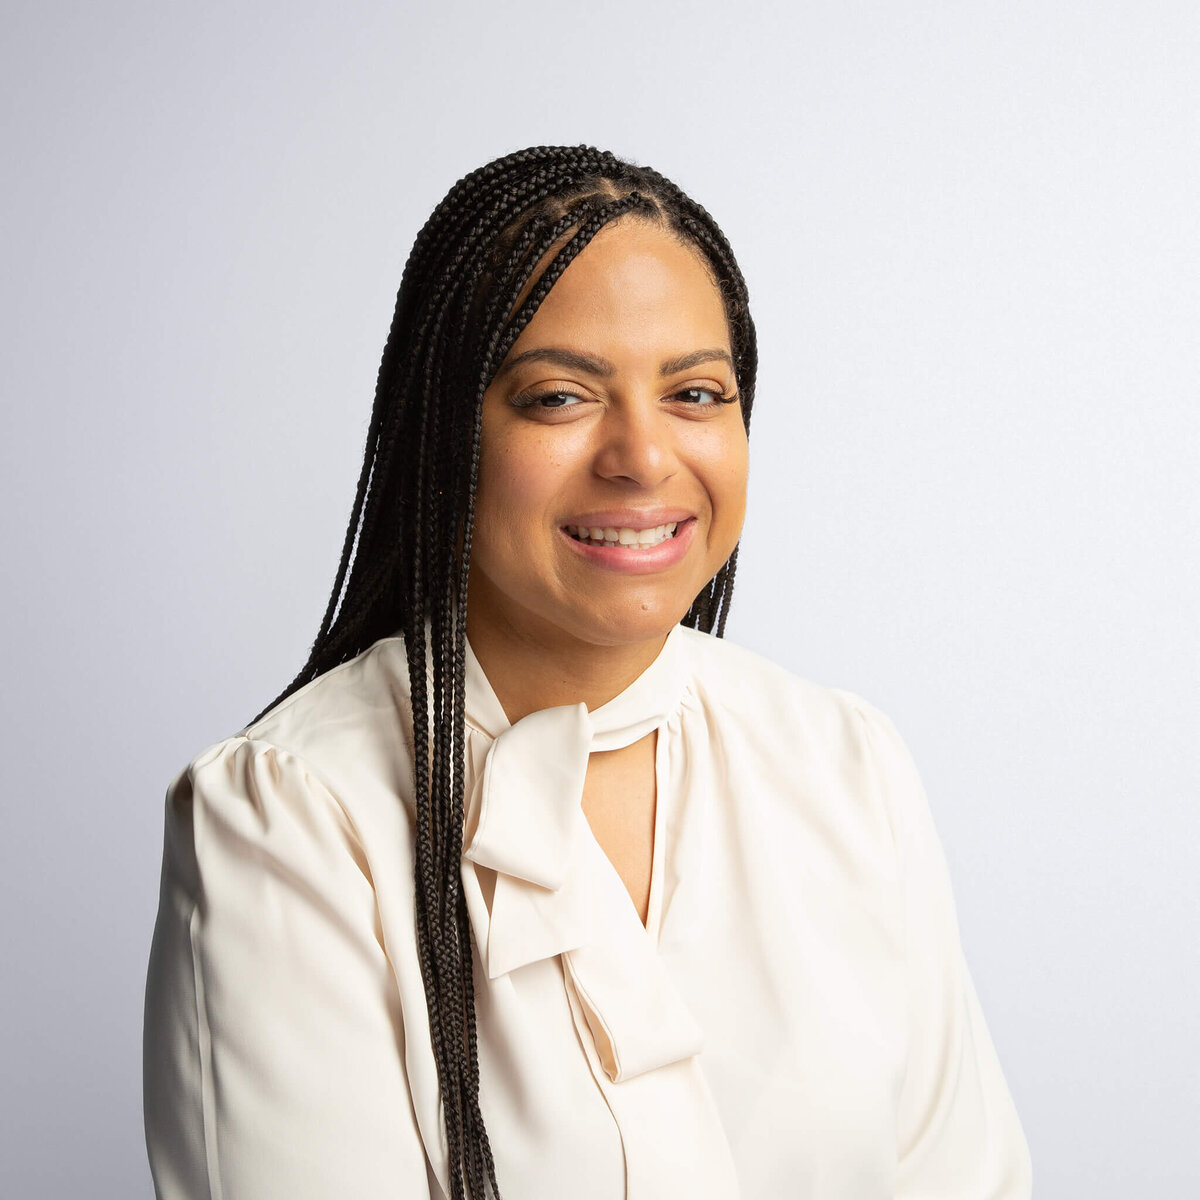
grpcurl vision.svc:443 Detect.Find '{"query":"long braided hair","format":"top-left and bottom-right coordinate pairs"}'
top-left (248, 145), bottom-right (758, 1198)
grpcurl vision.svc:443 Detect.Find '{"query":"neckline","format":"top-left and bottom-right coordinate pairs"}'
top-left (463, 623), bottom-right (689, 742)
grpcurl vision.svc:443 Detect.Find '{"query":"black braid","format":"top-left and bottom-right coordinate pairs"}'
top-left (246, 145), bottom-right (758, 1199)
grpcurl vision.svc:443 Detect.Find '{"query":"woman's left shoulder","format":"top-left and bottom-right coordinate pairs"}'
top-left (678, 626), bottom-right (888, 747)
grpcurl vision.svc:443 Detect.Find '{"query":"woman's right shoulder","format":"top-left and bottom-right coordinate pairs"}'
top-left (240, 632), bottom-right (413, 749)
top-left (165, 634), bottom-right (421, 847)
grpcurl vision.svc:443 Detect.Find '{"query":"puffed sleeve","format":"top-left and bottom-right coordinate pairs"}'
top-left (852, 699), bottom-right (1033, 1198)
top-left (143, 736), bottom-right (432, 1199)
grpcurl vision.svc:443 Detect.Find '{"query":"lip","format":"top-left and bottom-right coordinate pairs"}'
top-left (559, 516), bottom-right (698, 574)
top-left (560, 507), bottom-right (697, 530)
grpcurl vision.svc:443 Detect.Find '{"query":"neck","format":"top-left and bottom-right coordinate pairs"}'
top-left (465, 611), bottom-right (671, 726)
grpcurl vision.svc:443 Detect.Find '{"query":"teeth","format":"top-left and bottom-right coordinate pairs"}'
top-left (566, 522), bottom-right (680, 548)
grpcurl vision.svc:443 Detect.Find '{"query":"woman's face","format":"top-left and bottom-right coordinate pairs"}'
top-left (467, 217), bottom-right (749, 653)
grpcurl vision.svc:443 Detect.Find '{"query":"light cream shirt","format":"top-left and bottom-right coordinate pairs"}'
top-left (143, 622), bottom-right (1032, 1198)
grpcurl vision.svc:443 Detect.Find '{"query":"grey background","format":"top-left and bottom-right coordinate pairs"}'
top-left (3, 1), bottom-right (1197, 1196)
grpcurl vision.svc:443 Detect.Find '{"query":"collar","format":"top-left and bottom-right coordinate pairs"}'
top-left (462, 623), bottom-right (689, 893)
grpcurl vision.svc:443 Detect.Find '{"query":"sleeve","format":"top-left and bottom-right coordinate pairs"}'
top-left (852, 700), bottom-right (1033, 1199)
top-left (142, 735), bottom-right (433, 1200)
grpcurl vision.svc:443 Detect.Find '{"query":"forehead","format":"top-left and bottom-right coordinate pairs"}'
top-left (510, 219), bottom-right (730, 361)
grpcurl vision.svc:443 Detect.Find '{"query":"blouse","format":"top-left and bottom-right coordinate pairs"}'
top-left (143, 621), bottom-right (1032, 1199)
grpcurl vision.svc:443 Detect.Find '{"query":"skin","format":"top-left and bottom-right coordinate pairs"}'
top-left (463, 215), bottom-right (751, 925)
top-left (465, 216), bottom-right (751, 725)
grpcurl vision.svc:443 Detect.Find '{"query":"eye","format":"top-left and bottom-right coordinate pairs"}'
top-left (509, 389), bottom-right (585, 410)
top-left (672, 387), bottom-right (738, 406)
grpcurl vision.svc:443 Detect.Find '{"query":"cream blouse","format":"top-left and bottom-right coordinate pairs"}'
top-left (143, 622), bottom-right (1032, 1199)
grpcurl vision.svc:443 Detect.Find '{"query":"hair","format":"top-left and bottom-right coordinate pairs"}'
top-left (248, 145), bottom-right (757, 1198)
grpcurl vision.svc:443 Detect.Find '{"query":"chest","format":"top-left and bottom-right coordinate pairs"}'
top-left (580, 729), bottom-right (658, 926)
top-left (447, 708), bottom-right (912, 1198)
top-left (459, 722), bottom-right (907, 1199)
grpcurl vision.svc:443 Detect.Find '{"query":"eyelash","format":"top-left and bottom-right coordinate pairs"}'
top-left (509, 386), bottom-right (739, 410)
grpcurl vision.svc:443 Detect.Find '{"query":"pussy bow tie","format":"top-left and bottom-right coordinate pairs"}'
top-left (461, 623), bottom-right (705, 1084)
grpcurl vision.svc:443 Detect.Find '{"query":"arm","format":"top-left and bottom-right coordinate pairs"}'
top-left (853, 700), bottom-right (1033, 1199)
top-left (143, 735), bottom-right (433, 1199)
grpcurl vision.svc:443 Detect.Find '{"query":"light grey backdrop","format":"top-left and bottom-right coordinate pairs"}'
top-left (3, 1), bottom-right (1196, 1196)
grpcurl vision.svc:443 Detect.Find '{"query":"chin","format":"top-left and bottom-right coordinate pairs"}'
top-left (558, 592), bottom-right (697, 649)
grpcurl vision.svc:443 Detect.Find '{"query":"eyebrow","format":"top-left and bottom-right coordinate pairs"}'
top-left (494, 346), bottom-right (735, 379)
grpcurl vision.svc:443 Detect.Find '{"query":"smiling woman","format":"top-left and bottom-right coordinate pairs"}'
top-left (142, 146), bottom-right (1032, 1200)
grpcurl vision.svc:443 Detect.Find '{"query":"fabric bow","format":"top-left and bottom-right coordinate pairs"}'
top-left (460, 624), bottom-right (705, 1083)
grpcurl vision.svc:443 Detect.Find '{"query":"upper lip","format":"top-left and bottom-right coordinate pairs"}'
top-left (560, 508), bottom-right (697, 530)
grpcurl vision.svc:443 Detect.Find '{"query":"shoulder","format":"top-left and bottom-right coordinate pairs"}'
top-left (237, 634), bottom-right (412, 754)
top-left (677, 627), bottom-right (924, 877)
top-left (677, 624), bottom-right (889, 751)
top-left (677, 626), bottom-right (922, 829)
top-left (167, 635), bottom-right (417, 840)
top-left (250, 634), bottom-right (418, 816)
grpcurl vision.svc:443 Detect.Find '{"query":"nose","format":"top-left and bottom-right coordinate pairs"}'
top-left (591, 396), bottom-right (678, 489)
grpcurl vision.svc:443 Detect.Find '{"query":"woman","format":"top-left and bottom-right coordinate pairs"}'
top-left (143, 145), bottom-right (1032, 1199)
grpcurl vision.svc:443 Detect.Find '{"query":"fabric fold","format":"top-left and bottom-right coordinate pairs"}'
top-left (562, 837), bottom-right (706, 1081)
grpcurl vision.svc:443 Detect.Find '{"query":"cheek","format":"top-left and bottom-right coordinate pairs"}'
top-left (474, 431), bottom-right (568, 535)
top-left (690, 425), bottom-right (750, 513)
